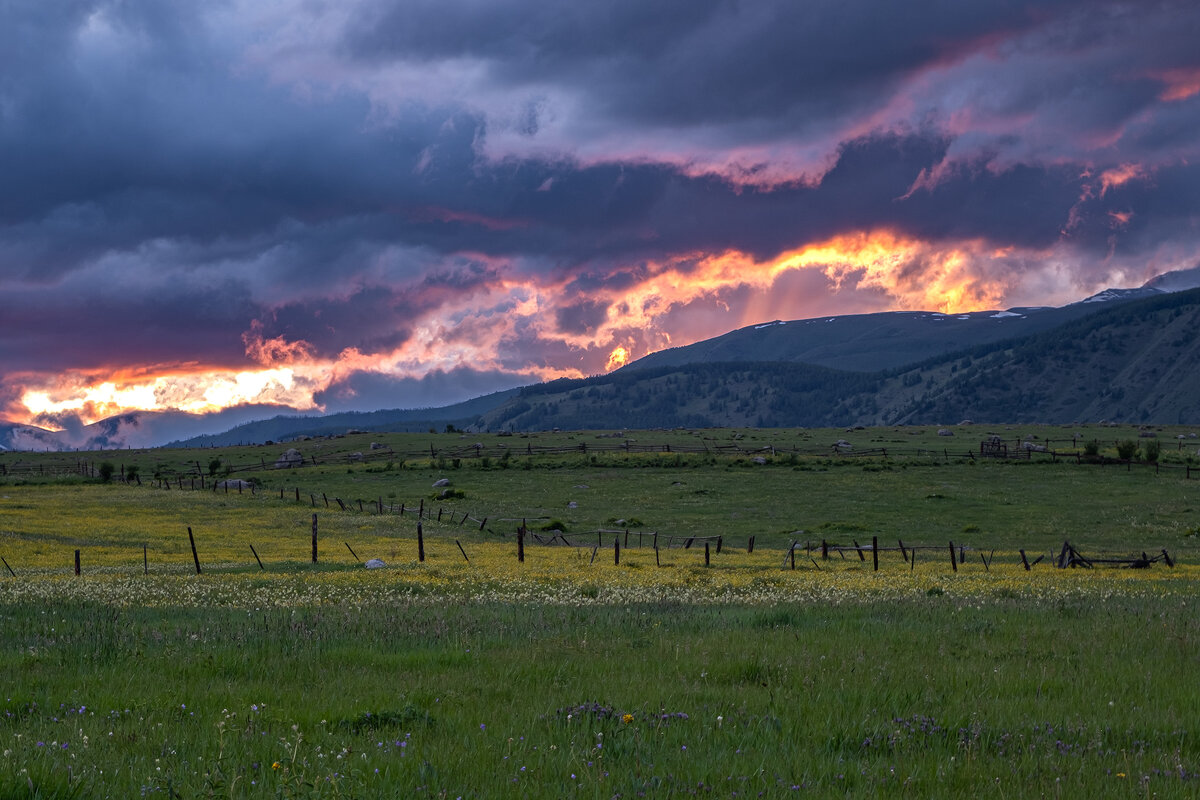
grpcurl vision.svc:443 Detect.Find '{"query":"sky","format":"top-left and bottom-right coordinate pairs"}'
top-left (3, 0), bottom-right (1200, 433)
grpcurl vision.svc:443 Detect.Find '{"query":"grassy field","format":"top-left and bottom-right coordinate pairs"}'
top-left (1, 426), bottom-right (1198, 797)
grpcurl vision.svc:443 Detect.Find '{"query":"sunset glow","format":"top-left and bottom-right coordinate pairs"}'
top-left (605, 346), bottom-right (630, 371)
top-left (3, 1), bottom-right (1199, 445)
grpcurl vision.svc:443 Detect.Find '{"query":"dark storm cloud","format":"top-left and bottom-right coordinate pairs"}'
top-left (344, 0), bottom-right (1079, 134)
top-left (313, 367), bottom-right (527, 413)
top-left (4, 0), bottom-right (1200, 430)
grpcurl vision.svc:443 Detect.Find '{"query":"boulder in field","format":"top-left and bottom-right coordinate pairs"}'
top-left (274, 448), bottom-right (302, 469)
top-left (365, 558), bottom-right (386, 569)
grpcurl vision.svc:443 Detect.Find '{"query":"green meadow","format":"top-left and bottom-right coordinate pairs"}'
top-left (1, 425), bottom-right (1198, 797)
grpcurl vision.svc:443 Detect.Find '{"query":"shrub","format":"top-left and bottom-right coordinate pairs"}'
top-left (1116, 440), bottom-right (1139, 460)
top-left (1143, 438), bottom-right (1161, 463)
top-left (1083, 440), bottom-right (1100, 457)
top-left (97, 462), bottom-right (115, 483)
top-left (125, 465), bottom-right (139, 482)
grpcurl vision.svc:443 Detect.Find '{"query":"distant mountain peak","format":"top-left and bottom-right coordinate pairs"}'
top-left (1143, 264), bottom-right (1200, 293)
top-left (1078, 286), bottom-right (1164, 304)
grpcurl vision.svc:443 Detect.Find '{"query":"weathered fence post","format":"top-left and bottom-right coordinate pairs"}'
top-left (1020, 549), bottom-right (1030, 571)
top-left (250, 544), bottom-right (264, 570)
top-left (949, 540), bottom-right (957, 572)
top-left (456, 539), bottom-right (470, 562)
top-left (872, 536), bottom-right (879, 572)
top-left (417, 522), bottom-right (425, 563)
top-left (821, 539), bottom-right (828, 560)
top-left (75, 549), bottom-right (81, 576)
top-left (518, 525), bottom-right (525, 563)
top-left (1, 556), bottom-right (14, 577)
top-left (188, 528), bottom-right (201, 574)
top-left (898, 539), bottom-right (908, 562)
top-left (747, 535), bottom-right (755, 554)
top-left (143, 544), bottom-right (148, 575)
top-left (311, 514), bottom-right (318, 563)
top-left (704, 542), bottom-right (711, 566)
top-left (345, 542), bottom-right (360, 562)
top-left (614, 539), bottom-right (620, 566)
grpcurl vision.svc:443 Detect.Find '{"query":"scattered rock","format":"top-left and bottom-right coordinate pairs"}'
top-left (370, 442), bottom-right (386, 450)
top-left (937, 429), bottom-right (954, 437)
top-left (567, 501), bottom-right (578, 509)
top-left (432, 478), bottom-right (450, 487)
top-left (364, 558), bottom-right (386, 569)
top-left (835, 439), bottom-right (852, 448)
top-left (1138, 431), bottom-right (1157, 438)
top-left (274, 448), bottom-right (302, 469)
top-left (348, 452), bottom-right (364, 461)
top-left (753, 456), bottom-right (767, 464)
top-left (1021, 441), bottom-right (1047, 452)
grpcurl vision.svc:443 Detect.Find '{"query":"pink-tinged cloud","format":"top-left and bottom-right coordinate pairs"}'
top-left (1155, 67), bottom-right (1200, 101)
top-left (4, 0), bottom-right (1200, 435)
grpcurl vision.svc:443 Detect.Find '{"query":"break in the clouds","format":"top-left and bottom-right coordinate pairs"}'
top-left (3, 0), bottom-right (1200, 429)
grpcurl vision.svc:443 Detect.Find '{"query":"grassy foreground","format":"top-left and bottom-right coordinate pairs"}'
top-left (1, 427), bottom-right (1198, 797)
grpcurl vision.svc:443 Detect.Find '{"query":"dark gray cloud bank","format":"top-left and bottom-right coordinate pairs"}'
top-left (2, 0), bottom-right (1200, 426)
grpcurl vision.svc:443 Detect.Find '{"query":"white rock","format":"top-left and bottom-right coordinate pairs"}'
top-left (364, 558), bottom-right (386, 569)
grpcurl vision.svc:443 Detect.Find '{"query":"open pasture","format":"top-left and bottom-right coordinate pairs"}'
top-left (1, 427), bottom-right (1198, 797)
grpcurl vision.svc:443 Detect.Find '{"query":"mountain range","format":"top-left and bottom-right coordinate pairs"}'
top-left (3, 267), bottom-right (1199, 450)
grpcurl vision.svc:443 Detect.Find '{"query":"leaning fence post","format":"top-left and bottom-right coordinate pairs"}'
top-left (188, 528), bottom-right (201, 574)
top-left (250, 544), bottom-right (265, 570)
top-left (345, 542), bottom-right (360, 562)
top-left (1020, 549), bottom-right (1030, 571)
top-left (456, 539), bottom-right (470, 562)
top-left (1, 556), bottom-right (14, 578)
top-left (948, 540), bottom-right (957, 572)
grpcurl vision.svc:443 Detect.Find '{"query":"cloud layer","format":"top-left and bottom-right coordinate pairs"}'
top-left (4, 0), bottom-right (1200, 428)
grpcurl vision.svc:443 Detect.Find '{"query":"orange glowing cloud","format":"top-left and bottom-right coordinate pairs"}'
top-left (605, 345), bottom-right (631, 371)
top-left (546, 230), bottom-right (1021, 360)
top-left (1098, 163), bottom-right (1147, 197)
top-left (5, 231), bottom-right (1058, 430)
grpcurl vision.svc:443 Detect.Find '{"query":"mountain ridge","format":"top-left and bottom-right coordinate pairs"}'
top-left (4, 269), bottom-right (1199, 449)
